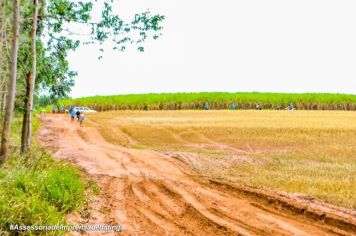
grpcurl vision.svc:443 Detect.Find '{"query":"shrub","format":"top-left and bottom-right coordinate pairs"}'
top-left (0, 147), bottom-right (89, 235)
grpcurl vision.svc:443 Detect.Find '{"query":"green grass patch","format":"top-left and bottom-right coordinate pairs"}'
top-left (0, 115), bottom-right (98, 235)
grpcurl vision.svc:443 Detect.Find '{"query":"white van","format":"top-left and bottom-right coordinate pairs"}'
top-left (73, 106), bottom-right (97, 113)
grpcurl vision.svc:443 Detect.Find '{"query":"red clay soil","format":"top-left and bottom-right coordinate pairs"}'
top-left (37, 115), bottom-right (356, 236)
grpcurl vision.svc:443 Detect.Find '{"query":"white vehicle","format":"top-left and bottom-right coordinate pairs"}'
top-left (73, 106), bottom-right (97, 113)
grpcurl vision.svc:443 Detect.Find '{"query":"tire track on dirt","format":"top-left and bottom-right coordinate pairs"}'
top-left (37, 115), bottom-right (355, 236)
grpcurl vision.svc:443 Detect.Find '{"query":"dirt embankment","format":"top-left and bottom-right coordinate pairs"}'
top-left (37, 115), bottom-right (356, 236)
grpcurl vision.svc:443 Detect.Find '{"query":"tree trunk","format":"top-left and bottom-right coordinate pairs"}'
top-left (1, 90), bottom-right (6, 113)
top-left (0, 0), bottom-right (7, 114)
top-left (0, 0), bottom-right (20, 164)
top-left (21, 0), bottom-right (38, 153)
top-left (21, 73), bottom-right (31, 153)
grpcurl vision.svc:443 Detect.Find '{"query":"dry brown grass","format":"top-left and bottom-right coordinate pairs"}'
top-left (87, 110), bottom-right (356, 209)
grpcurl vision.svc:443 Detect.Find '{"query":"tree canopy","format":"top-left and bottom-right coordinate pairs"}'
top-left (1, 0), bottom-right (165, 108)
top-left (0, 0), bottom-right (165, 159)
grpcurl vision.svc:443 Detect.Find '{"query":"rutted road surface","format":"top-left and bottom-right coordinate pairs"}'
top-left (37, 115), bottom-right (355, 236)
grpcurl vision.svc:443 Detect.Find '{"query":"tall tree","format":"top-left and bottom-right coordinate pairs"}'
top-left (0, 0), bottom-right (20, 164)
top-left (19, 0), bottom-right (165, 154)
top-left (0, 0), bottom-right (10, 112)
top-left (21, 0), bottom-right (39, 153)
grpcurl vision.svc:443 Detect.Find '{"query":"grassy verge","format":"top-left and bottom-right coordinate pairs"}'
top-left (0, 115), bottom-right (98, 235)
top-left (60, 92), bottom-right (356, 111)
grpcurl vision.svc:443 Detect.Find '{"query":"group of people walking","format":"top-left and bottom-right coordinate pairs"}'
top-left (204, 102), bottom-right (295, 110)
top-left (256, 103), bottom-right (295, 110)
top-left (69, 108), bottom-right (85, 127)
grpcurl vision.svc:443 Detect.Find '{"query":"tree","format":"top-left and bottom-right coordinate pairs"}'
top-left (19, 0), bottom-right (165, 153)
top-left (21, 0), bottom-right (39, 153)
top-left (0, 0), bottom-right (20, 164)
top-left (0, 0), bottom-right (165, 159)
top-left (0, 0), bottom-right (11, 112)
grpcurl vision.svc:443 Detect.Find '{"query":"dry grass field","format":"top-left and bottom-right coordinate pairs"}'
top-left (87, 110), bottom-right (356, 209)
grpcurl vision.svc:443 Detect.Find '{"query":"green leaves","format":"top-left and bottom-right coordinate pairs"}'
top-left (88, 2), bottom-right (165, 54)
top-left (13, 0), bottom-right (165, 106)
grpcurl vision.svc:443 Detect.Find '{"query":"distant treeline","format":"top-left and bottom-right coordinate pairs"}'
top-left (61, 92), bottom-right (356, 111)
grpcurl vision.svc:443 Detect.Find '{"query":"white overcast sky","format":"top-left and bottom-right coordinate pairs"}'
top-left (68, 0), bottom-right (356, 98)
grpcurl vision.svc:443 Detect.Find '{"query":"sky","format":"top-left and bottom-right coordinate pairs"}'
top-left (68, 0), bottom-right (356, 98)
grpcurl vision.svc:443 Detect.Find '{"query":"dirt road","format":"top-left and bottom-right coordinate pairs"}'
top-left (37, 115), bottom-right (355, 236)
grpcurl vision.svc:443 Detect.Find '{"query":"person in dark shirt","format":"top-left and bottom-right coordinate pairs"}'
top-left (75, 110), bottom-right (80, 121)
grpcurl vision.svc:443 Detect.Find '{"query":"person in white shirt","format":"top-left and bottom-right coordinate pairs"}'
top-left (79, 112), bottom-right (85, 127)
